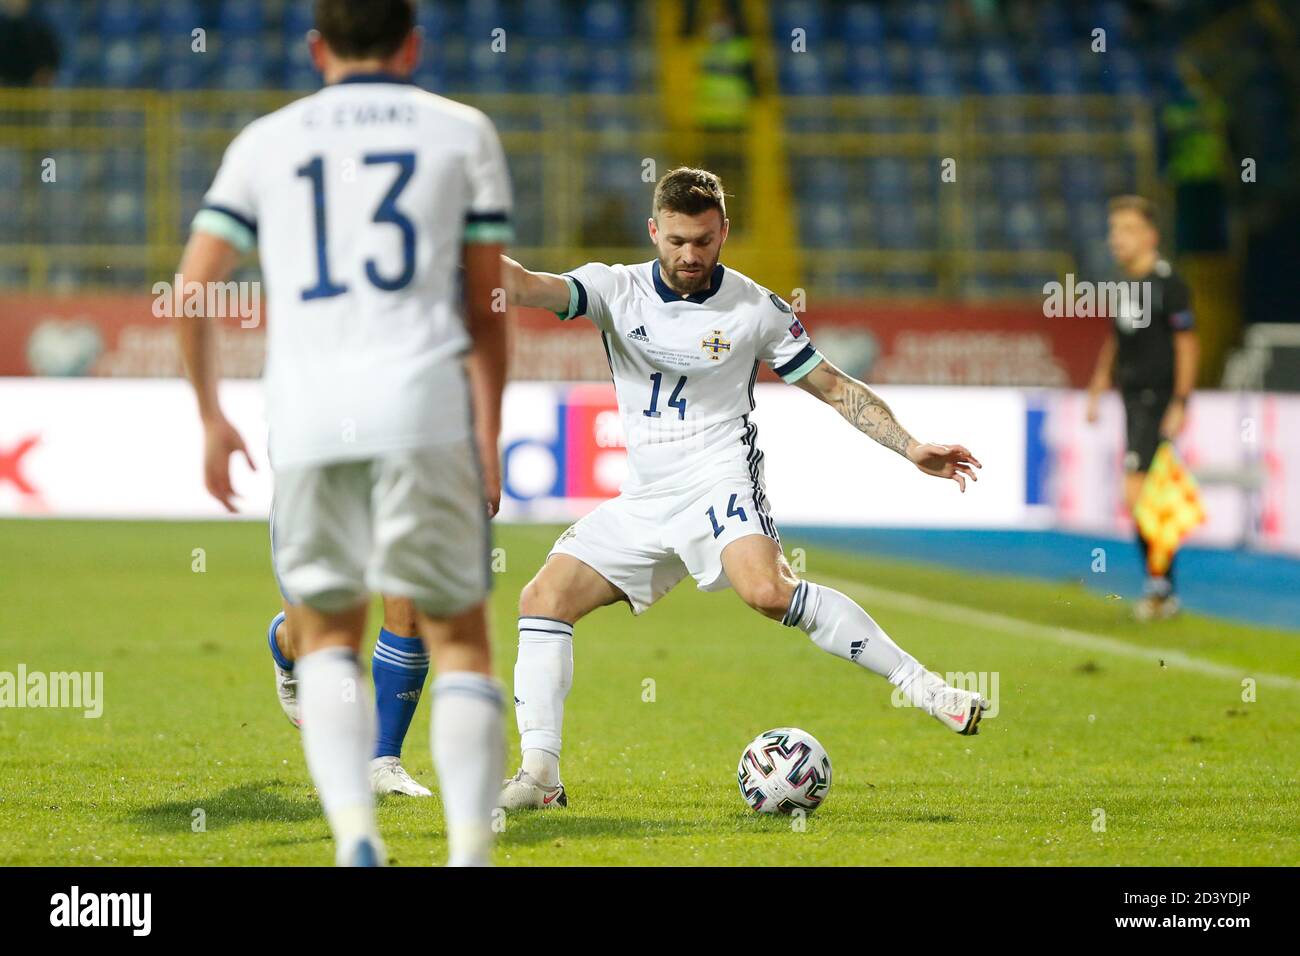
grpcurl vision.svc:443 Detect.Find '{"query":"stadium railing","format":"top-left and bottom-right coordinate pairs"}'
top-left (0, 89), bottom-right (1156, 299)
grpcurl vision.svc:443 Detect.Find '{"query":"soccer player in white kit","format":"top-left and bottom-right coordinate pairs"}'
top-left (175, 0), bottom-right (510, 864)
top-left (498, 168), bottom-right (987, 810)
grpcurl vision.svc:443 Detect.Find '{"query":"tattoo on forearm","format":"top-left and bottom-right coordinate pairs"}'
top-left (829, 368), bottom-right (915, 457)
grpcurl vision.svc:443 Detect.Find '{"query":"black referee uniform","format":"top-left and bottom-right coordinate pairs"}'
top-left (1112, 259), bottom-right (1195, 474)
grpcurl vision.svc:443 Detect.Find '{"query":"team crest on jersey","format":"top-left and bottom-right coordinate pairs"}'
top-left (769, 292), bottom-right (793, 313)
top-left (701, 330), bottom-right (731, 361)
top-left (788, 318), bottom-right (806, 339)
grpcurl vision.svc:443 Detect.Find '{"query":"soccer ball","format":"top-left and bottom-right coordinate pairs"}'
top-left (737, 727), bottom-right (832, 814)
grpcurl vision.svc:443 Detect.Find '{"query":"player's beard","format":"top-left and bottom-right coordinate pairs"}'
top-left (659, 252), bottom-right (718, 295)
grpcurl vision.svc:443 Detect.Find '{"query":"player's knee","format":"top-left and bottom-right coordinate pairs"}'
top-left (381, 595), bottom-right (419, 637)
top-left (737, 577), bottom-right (796, 620)
top-left (519, 574), bottom-right (567, 621)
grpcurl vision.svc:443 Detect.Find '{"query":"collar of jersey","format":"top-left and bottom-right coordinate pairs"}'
top-left (331, 71), bottom-right (415, 86)
top-left (652, 260), bottom-right (726, 304)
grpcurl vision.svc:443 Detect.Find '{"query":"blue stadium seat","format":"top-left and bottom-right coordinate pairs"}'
top-left (160, 0), bottom-right (203, 33)
top-left (1004, 201), bottom-right (1048, 251)
top-left (1061, 156), bottom-right (1104, 203)
top-left (995, 157), bottom-right (1038, 203)
top-left (774, 0), bottom-right (828, 48)
top-left (160, 36), bottom-right (210, 90)
top-left (464, 0), bottom-right (511, 45)
top-left (101, 0), bottom-right (152, 38)
top-left (841, 2), bottom-right (885, 45)
top-left (1034, 3), bottom-right (1072, 45)
top-left (103, 38), bottom-right (156, 88)
top-left (468, 41), bottom-right (512, 94)
top-left (915, 47), bottom-right (959, 96)
top-left (219, 0), bottom-right (264, 39)
top-left (582, 1), bottom-right (629, 43)
top-left (781, 50), bottom-right (832, 96)
top-left (900, 1), bottom-right (942, 49)
top-left (527, 44), bottom-right (569, 95)
top-left (1040, 47), bottom-right (1083, 95)
top-left (805, 200), bottom-right (851, 248)
top-left (845, 45), bottom-right (891, 94)
top-left (867, 158), bottom-right (909, 203)
top-left (522, 0), bottom-right (568, 42)
top-left (879, 201), bottom-right (922, 250)
top-left (584, 46), bottom-right (634, 94)
top-left (68, 36), bottom-right (104, 87)
top-left (1101, 50), bottom-right (1147, 95)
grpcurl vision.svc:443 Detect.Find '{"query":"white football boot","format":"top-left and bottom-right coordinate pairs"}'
top-left (370, 756), bottom-right (433, 797)
top-left (498, 769), bottom-right (567, 810)
top-left (914, 670), bottom-right (988, 736)
top-left (268, 612), bottom-right (301, 728)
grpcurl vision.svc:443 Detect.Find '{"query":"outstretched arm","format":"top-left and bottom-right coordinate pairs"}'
top-left (794, 359), bottom-right (981, 491)
top-left (501, 255), bottom-right (574, 314)
top-left (175, 229), bottom-right (255, 512)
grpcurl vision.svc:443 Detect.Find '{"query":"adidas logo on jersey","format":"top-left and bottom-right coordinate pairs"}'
top-left (850, 639), bottom-right (867, 661)
top-left (626, 325), bottom-right (649, 342)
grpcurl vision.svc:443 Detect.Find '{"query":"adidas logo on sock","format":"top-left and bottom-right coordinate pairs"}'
top-left (849, 639), bottom-right (867, 662)
top-left (396, 689), bottom-right (422, 702)
top-left (626, 325), bottom-right (649, 342)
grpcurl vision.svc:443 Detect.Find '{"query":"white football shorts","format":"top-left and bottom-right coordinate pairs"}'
top-left (270, 440), bottom-right (489, 616)
top-left (549, 468), bottom-right (780, 615)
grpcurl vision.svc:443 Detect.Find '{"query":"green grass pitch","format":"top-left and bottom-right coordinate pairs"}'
top-left (1, 519), bottom-right (1297, 866)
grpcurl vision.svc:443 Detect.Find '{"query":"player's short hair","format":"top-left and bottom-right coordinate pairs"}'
top-left (653, 167), bottom-right (727, 221)
top-left (314, 0), bottom-right (415, 60)
top-left (1108, 195), bottom-right (1158, 228)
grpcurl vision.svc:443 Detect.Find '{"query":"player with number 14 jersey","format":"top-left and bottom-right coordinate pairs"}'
top-left (497, 167), bottom-right (990, 813)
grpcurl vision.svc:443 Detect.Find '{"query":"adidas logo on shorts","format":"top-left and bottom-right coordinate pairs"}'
top-left (626, 325), bottom-right (649, 342)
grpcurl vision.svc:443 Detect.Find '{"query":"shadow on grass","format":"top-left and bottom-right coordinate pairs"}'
top-left (126, 779), bottom-right (320, 833)
top-left (500, 812), bottom-right (702, 846)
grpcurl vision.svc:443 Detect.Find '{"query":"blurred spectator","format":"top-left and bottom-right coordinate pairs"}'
top-left (693, 8), bottom-right (755, 224)
top-left (694, 8), bottom-right (755, 133)
top-left (0, 0), bottom-right (60, 86)
top-left (1161, 58), bottom-right (1230, 253)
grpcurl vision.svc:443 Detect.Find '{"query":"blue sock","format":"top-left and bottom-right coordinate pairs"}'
top-left (268, 611), bottom-right (293, 672)
top-left (371, 629), bottom-right (429, 759)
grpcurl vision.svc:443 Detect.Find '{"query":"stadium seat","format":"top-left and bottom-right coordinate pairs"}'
top-left (841, 3), bottom-right (886, 45)
top-left (582, 1), bottom-right (630, 43)
top-left (522, 0), bottom-right (568, 42)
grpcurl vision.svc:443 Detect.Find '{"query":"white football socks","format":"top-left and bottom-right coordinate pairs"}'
top-left (296, 647), bottom-right (381, 863)
top-left (783, 581), bottom-right (930, 704)
top-left (514, 617), bottom-right (573, 788)
top-left (431, 671), bottom-right (504, 867)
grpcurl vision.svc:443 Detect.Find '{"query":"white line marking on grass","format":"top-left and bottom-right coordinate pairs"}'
top-left (820, 575), bottom-right (1300, 693)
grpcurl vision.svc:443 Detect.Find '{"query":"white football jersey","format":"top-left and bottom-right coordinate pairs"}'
top-left (194, 73), bottom-right (513, 469)
top-left (557, 260), bottom-right (823, 493)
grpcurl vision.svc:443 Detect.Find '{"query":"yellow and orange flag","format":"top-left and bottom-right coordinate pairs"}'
top-left (1134, 442), bottom-right (1206, 575)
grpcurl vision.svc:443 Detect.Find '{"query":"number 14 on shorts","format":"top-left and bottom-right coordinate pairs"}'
top-left (706, 494), bottom-right (748, 539)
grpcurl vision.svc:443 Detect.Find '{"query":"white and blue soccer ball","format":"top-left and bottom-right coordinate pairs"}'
top-left (737, 727), bottom-right (832, 814)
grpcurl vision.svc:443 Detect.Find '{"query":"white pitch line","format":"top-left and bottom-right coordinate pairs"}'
top-left (819, 574), bottom-right (1300, 693)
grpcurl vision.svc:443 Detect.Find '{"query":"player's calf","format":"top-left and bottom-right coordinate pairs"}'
top-left (778, 580), bottom-right (992, 735)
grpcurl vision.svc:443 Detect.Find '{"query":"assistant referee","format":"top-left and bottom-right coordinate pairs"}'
top-left (1086, 196), bottom-right (1200, 621)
